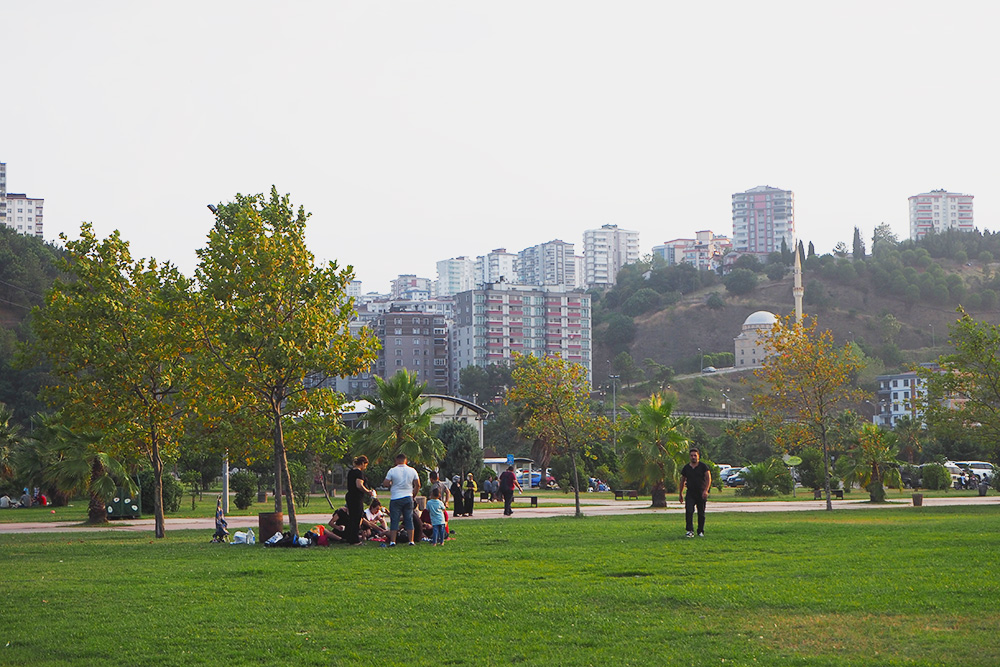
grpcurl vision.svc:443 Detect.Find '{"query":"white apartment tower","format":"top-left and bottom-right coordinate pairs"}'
top-left (731, 186), bottom-right (794, 257)
top-left (476, 248), bottom-right (518, 286)
top-left (435, 256), bottom-right (476, 297)
top-left (909, 189), bottom-right (974, 241)
top-left (583, 224), bottom-right (640, 288)
top-left (517, 239), bottom-right (579, 288)
top-left (0, 162), bottom-right (44, 239)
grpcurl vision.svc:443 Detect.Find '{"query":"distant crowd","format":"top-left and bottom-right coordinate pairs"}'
top-left (0, 487), bottom-right (48, 509)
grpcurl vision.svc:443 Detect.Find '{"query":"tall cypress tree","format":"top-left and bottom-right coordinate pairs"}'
top-left (853, 227), bottom-right (866, 260)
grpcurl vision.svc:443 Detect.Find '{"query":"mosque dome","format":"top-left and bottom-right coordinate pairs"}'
top-left (742, 311), bottom-right (777, 328)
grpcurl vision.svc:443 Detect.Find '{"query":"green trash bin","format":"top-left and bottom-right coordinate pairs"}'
top-left (106, 487), bottom-right (141, 520)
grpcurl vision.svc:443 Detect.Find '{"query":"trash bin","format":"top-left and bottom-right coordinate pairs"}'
top-left (911, 493), bottom-right (923, 507)
top-left (106, 487), bottom-right (141, 520)
top-left (979, 482), bottom-right (989, 497)
top-left (258, 512), bottom-right (283, 541)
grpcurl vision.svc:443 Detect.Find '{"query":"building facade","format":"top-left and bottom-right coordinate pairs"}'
top-left (476, 248), bottom-right (518, 286)
top-left (389, 274), bottom-right (433, 301)
top-left (517, 239), bottom-right (579, 288)
top-left (371, 308), bottom-right (451, 394)
top-left (874, 370), bottom-right (926, 428)
top-left (0, 163), bottom-right (44, 239)
top-left (653, 230), bottom-right (731, 271)
top-left (731, 186), bottom-right (794, 257)
top-left (451, 283), bottom-right (592, 388)
top-left (908, 189), bottom-right (974, 241)
top-left (583, 224), bottom-right (640, 288)
top-left (435, 256), bottom-right (476, 297)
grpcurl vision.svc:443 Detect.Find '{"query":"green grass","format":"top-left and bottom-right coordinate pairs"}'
top-left (1, 507), bottom-right (999, 666)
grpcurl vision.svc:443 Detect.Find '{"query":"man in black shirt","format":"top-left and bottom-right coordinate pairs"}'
top-left (679, 447), bottom-right (711, 538)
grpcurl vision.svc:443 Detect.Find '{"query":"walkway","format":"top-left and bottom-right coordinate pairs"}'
top-left (2, 495), bottom-right (998, 535)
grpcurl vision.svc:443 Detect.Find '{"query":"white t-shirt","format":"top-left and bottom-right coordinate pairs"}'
top-left (384, 464), bottom-right (420, 500)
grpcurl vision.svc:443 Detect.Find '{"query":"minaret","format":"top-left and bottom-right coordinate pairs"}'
top-left (793, 241), bottom-right (804, 323)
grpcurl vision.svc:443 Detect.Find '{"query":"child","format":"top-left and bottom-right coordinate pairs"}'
top-left (212, 496), bottom-right (229, 543)
top-left (426, 487), bottom-right (447, 546)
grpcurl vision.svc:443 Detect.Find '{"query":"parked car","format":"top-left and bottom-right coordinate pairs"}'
top-left (516, 470), bottom-right (556, 488)
top-left (702, 366), bottom-right (717, 374)
top-left (717, 465), bottom-right (734, 481)
top-left (726, 467), bottom-right (749, 487)
top-left (957, 461), bottom-right (995, 483)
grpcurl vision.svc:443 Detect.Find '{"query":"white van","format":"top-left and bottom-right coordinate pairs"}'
top-left (958, 461), bottom-right (995, 483)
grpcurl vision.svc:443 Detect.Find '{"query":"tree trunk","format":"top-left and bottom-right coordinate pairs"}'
top-left (821, 427), bottom-right (832, 511)
top-left (151, 437), bottom-right (165, 539)
top-left (86, 458), bottom-right (108, 524)
top-left (273, 412), bottom-right (298, 536)
top-left (571, 450), bottom-right (583, 518)
top-left (651, 482), bottom-right (667, 508)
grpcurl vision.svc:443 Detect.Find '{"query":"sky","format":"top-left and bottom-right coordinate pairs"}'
top-left (4, 1), bottom-right (999, 293)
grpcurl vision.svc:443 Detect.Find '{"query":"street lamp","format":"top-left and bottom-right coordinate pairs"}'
top-left (608, 374), bottom-right (620, 454)
top-left (698, 347), bottom-right (703, 373)
top-left (721, 390), bottom-right (731, 419)
top-left (929, 324), bottom-right (936, 347)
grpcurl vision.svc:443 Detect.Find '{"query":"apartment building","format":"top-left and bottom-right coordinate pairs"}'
top-left (517, 239), bottom-right (580, 289)
top-left (908, 189), bottom-right (974, 241)
top-left (0, 163), bottom-right (44, 239)
top-left (653, 230), bottom-right (731, 271)
top-left (435, 256), bottom-right (476, 297)
top-left (731, 186), bottom-right (794, 257)
top-left (583, 224), bottom-right (640, 288)
top-left (372, 308), bottom-right (451, 395)
top-left (476, 248), bottom-right (518, 286)
top-left (451, 283), bottom-right (592, 389)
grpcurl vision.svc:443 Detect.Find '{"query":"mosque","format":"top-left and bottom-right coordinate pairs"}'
top-left (732, 243), bottom-right (804, 369)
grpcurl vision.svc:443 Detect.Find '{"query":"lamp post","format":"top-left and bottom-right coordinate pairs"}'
top-left (698, 347), bottom-right (703, 373)
top-left (929, 324), bottom-right (935, 347)
top-left (608, 374), bottom-right (620, 453)
top-left (721, 390), bottom-right (731, 419)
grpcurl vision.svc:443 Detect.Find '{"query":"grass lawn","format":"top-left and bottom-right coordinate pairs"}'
top-left (2, 506), bottom-right (999, 666)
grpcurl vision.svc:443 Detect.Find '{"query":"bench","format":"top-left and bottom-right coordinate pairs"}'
top-left (813, 489), bottom-right (844, 500)
top-left (512, 495), bottom-right (538, 507)
top-left (614, 490), bottom-right (639, 500)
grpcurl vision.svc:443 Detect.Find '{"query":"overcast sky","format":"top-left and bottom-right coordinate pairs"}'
top-left (4, 2), bottom-right (999, 292)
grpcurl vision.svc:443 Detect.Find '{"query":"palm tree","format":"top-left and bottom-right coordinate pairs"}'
top-left (838, 423), bottom-right (903, 502)
top-left (621, 393), bottom-right (689, 507)
top-left (0, 403), bottom-right (20, 481)
top-left (355, 371), bottom-right (445, 468)
top-left (19, 414), bottom-right (136, 523)
top-left (893, 415), bottom-right (923, 464)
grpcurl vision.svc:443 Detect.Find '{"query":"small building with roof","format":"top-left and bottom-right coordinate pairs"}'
top-left (734, 310), bottom-right (777, 368)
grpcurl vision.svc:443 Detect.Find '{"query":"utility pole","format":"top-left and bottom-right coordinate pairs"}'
top-left (609, 374), bottom-right (620, 454)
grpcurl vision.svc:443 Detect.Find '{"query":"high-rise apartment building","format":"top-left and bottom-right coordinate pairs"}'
top-left (372, 308), bottom-right (451, 394)
top-left (517, 239), bottom-right (579, 289)
top-left (476, 248), bottom-right (518, 286)
top-left (451, 283), bottom-right (592, 387)
top-left (909, 189), bottom-right (974, 241)
top-left (390, 274), bottom-right (433, 301)
top-left (653, 231), bottom-right (732, 272)
top-left (731, 186), bottom-right (794, 257)
top-left (435, 256), bottom-right (476, 297)
top-left (583, 224), bottom-right (640, 288)
top-left (0, 162), bottom-right (44, 239)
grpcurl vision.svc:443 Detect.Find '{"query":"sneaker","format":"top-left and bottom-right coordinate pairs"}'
top-left (382, 542), bottom-right (396, 549)
top-left (697, 531), bottom-right (705, 537)
top-left (407, 542), bottom-right (416, 546)
top-left (421, 537), bottom-right (432, 542)
top-left (685, 531), bottom-right (694, 538)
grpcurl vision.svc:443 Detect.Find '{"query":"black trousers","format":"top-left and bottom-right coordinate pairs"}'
top-left (502, 488), bottom-right (514, 514)
top-left (685, 492), bottom-right (706, 533)
top-left (344, 496), bottom-right (363, 544)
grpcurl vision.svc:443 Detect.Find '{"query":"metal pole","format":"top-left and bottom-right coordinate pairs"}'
top-left (222, 449), bottom-right (230, 514)
top-left (609, 374), bottom-right (619, 454)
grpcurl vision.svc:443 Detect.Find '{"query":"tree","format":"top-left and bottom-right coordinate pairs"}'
top-left (26, 224), bottom-right (190, 538)
top-left (620, 393), bottom-right (690, 507)
top-left (752, 314), bottom-right (867, 510)
top-left (853, 226), bottom-right (866, 260)
top-left (27, 415), bottom-right (136, 523)
top-left (833, 241), bottom-right (849, 258)
top-left (739, 457), bottom-right (794, 496)
top-left (612, 351), bottom-right (644, 388)
top-left (0, 403), bottom-right (19, 481)
top-left (195, 188), bottom-right (379, 537)
top-left (892, 415), bottom-right (923, 464)
top-left (506, 354), bottom-right (609, 517)
top-left (437, 420), bottom-right (483, 482)
top-left (355, 371), bottom-right (445, 469)
top-left (642, 358), bottom-right (674, 390)
top-left (837, 423), bottom-right (902, 502)
top-left (872, 223), bottom-right (898, 258)
top-left (920, 309), bottom-right (1000, 460)
top-left (723, 268), bottom-right (757, 296)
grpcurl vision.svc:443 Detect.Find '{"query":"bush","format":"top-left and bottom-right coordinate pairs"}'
top-left (230, 470), bottom-right (257, 510)
top-left (724, 268), bottom-right (757, 295)
top-left (737, 458), bottom-right (793, 496)
top-left (920, 463), bottom-right (951, 491)
top-left (286, 460), bottom-right (311, 508)
top-left (137, 469), bottom-right (183, 514)
top-left (706, 293), bottom-right (725, 310)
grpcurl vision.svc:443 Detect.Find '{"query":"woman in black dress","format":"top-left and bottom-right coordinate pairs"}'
top-left (344, 455), bottom-right (375, 544)
top-left (450, 475), bottom-right (465, 517)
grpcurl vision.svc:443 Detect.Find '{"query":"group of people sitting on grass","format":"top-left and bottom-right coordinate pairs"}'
top-left (0, 488), bottom-right (48, 509)
top-left (308, 496), bottom-right (453, 546)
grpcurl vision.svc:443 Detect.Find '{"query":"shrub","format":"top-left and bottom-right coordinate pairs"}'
top-left (137, 469), bottom-right (183, 514)
top-left (706, 293), bottom-right (725, 310)
top-left (230, 470), bottom-right (257, 510)
top-left (724, 269), bottom-right (757, 296)
top-left (737, 458), bottom-right (794, 496)
top-left (920, 463), bottom-right (951, 491)
top-left (286, 460), bottom-right (311, 508)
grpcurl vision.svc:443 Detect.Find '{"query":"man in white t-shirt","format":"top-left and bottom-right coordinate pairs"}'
top-left (383, 453), bottom-right (421, 547)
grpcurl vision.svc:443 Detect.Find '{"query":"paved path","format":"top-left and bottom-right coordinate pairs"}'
top-left (2, 495), bottom-right (998, 535)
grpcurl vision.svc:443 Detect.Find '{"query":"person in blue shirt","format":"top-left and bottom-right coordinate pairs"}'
top-left (426, 487), bottom-right (447, 546)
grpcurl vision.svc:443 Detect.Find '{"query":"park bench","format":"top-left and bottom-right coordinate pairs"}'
top-left (614, 490), bottom-right (639, 500)
top-left (512, 495), bottom-right (538, 507)
top-left (813, 489), bottom-right (844, 500)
